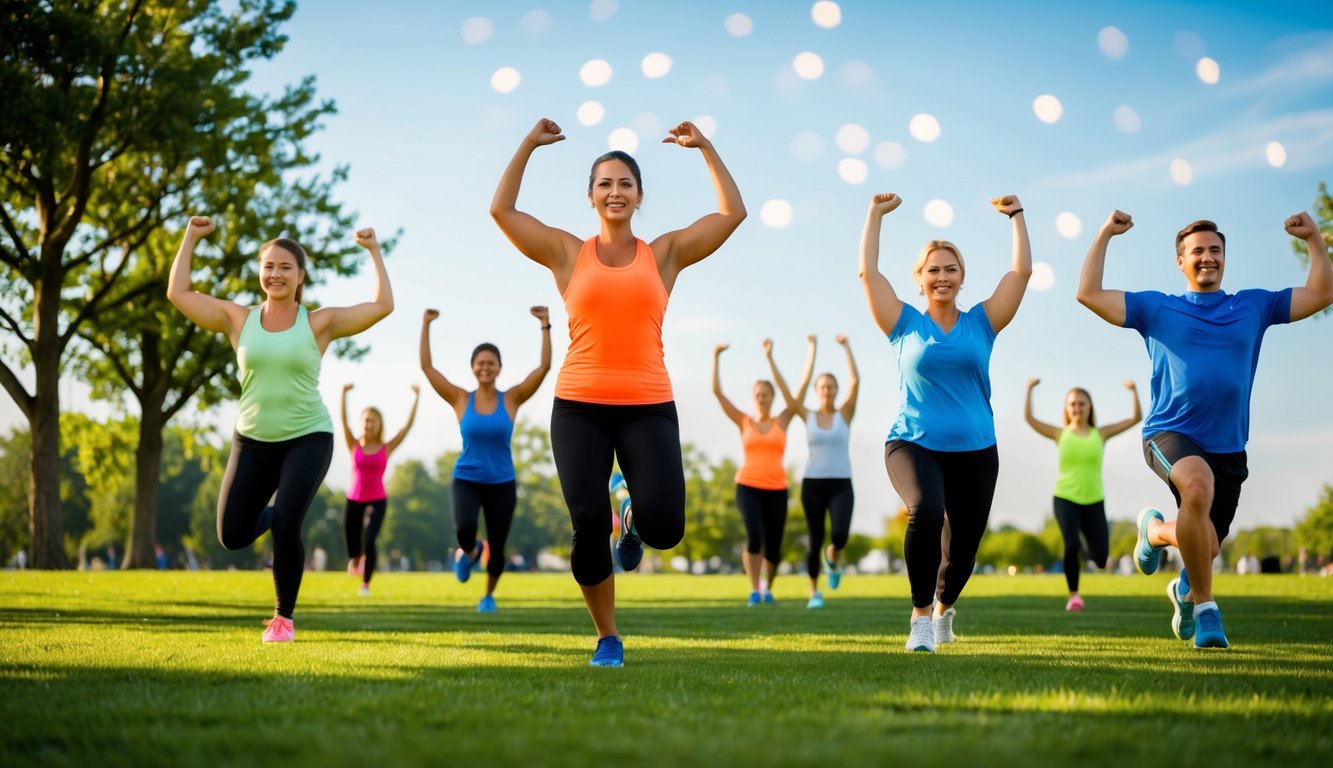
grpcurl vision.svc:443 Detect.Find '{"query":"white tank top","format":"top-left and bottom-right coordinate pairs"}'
top-left (804, 411), bottom-right (852, 479)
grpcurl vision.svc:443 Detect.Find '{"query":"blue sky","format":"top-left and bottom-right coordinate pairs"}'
top-left (7, 1), bottom-right (1332, 536)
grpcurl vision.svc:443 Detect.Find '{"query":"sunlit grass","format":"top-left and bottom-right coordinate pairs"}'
top-left (2, 571), bottom-right (1330, 767)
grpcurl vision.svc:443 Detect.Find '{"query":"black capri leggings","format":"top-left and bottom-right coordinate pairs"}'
top-left (884, 440), bottom-right (999, 609)
top-left (1053, 497), bottom-right (1109, 592)
top-left (736, 484), bottom-right (789, 563)
top-left (550, 397), bottom-right (686, 586)
top-left (801, 477), bottom-right (854, 577)
top-left (217, 431), bottom-right (333, 618)
top-left (451, 478), bottom-right (517, 580)
top-left (344, 498), bottom-right (387, 584)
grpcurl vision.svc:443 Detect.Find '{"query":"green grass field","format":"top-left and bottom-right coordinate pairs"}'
top-left (2, 570), bottom-right (1330, 767)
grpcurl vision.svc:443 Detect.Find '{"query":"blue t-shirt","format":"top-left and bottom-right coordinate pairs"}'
top-left (885, 303), bottom-right (997, 451)
top-left (1124, 288), bottom-right (1290, 453)
top-left (453, 390), bottom-right (516, 484)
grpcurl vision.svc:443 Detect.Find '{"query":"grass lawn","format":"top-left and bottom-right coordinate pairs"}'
top-left (2, 570), bottom-right (1330, 767)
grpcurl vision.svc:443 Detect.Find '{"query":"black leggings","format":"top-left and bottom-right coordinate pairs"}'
top-left (1053, 497), bottom-right (1109, 592)
top-left (344, 498), bottom-right (387, 583)
top-left (801, 477), bottom-right (854, 576)
top-left (217, 431), bottom-right (333, 618)
top-left (884, 440), bottom-right (999, 609)
top-left (550, 398), bottom-right (686, 586)
top-left (451, 478), bottom-right (517, 580)
top-left (736, 484), bottom-right (789, 564)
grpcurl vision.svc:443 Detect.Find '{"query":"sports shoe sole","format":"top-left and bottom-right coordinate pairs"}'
top-left (1167, 578), bottom-right (1194, 640)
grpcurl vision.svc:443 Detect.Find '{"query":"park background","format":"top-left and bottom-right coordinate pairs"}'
top-left (3, 0), bottom-right (1333, 573)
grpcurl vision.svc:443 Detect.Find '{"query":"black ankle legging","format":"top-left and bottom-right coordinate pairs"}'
top-left (884, 440), bottom-right (998, 609)
top-left (217, 431), bottom-right (333, 618)
top-left (550, 398), bottom-right (686, 586)
top-left (801, 477), bottom-right (854, 576)
top-left (451, 479), bottom-right (516, 580)
top-left (736, 484), bottom-right (789, 564)
top-left (344, 498), bottom-right (387, 583)
top-left (1053, 497), bottom-right (1109, 592)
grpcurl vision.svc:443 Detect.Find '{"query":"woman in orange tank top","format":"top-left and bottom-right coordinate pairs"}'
top-left (491, 117), bottom-right (746, 668)
top-left (712, 339), bottom-right (813, 606)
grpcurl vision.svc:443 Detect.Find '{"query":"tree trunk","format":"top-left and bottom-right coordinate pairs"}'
top-left (125, 414), bottom-right (164, 569)
top-left (28, 282), bottom-right (68, 569)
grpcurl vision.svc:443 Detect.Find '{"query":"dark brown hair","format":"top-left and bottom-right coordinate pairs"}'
top-left (587, 151), bottom-right (643, 196)
top-left (471, 343), bottom-right (501, 366)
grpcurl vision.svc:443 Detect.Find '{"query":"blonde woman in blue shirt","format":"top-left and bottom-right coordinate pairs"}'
top-left (1024, 378), bottom-right (1140, 612)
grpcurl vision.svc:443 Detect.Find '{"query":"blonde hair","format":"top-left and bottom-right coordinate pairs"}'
top-left (913, 240), bottom-right (966, 290)
top-left (361, 407), bottom-right (384, 442)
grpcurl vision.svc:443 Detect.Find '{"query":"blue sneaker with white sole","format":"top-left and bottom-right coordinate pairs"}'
top-left (589, 635), bottom-right (624, 667)
top-left (806, 592), bottom-right (824, 609)
top-left (747, 590), bottom-right (761, 607)
top-left (824, 553), bottom-right (843, 590)
top-left (610, 473), bottom-right (643, 572)
top-left (1193, 605), bottom-right (1229, 649)
top-left (1168, 568), bottom-right (1194, 640)
top-left (1135, 507), bottom-right (1165, 575)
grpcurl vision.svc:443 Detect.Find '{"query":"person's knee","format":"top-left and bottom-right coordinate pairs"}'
top-left (571, 545), bottom-right (611, 586)
top-left (1172, 460), bottom-right (1215, 509)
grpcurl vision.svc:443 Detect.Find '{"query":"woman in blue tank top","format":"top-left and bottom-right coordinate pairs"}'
top-left (167, 216), bottom-right (394, 643)
top-left (420, 306), bottom-right (552, 612)
top-left (858, 192), bottom-right (1032, 653)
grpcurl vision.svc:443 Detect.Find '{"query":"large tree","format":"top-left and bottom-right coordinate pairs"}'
top-left (0, 0), bottom-right (337, 567)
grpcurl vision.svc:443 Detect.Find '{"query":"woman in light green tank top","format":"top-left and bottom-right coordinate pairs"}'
top-left (167, 216), bottom-right (395, 643)
top-left (1025, 378), bottom-right (1141, 612)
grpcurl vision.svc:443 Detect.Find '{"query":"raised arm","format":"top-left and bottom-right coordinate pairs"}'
top-left (489, 118), bottom-right (581, 282)
top-left (507, 305), bottom-right (554, 408)
top-left (764, 338), bottom-right (802, 428)
top-left (1077, 210), bottom-right (1133, 326)
top-left (419, 309), bottom-right (468, 415)
top-left (1098, 380), bottom-right (1143, 440)
top-left (1023, 378), bottom-right (1062, 441)
top-left (837, 334), bottom-right (860, 423)
top-left (981, 195), bottom-right (1033, 333)
top-left (653, 121), bottom-right (747, 288)
top-left (165, 216), bottom-right (248, 347)
top-left (712, 344), bottom-right (745, 428)
top-left (385, 385), bottom-right (420, 454)
top-left (1286, 211), bottom-right (1333, 321)
top-left (859, 193), bottom-right (906, 335)
top-left (339, 383), bottom-right (358, 452)
top-left (312, 228), bottom-right (394, 350)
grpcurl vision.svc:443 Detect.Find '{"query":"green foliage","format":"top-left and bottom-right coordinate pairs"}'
top-left (379, 459), bottom-right (451, 570)
top-left (1295, 484), bottom-right (1333, 557)
top-left (977, 525), bottom-right (1054, 570)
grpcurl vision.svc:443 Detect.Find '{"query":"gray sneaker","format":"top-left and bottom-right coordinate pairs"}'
top-left (934, 607), bottom-right (957, 643)
top-left (905, 616), bottom-right (935, 652)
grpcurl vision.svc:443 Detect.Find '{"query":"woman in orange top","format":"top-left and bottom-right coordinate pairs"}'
top-left (712, 339), bottom-right (813, 606)
top-left (491, 117), bottom-right (745, 668)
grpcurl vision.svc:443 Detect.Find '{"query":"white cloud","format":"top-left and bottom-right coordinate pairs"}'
top-left (1233, 33), bottom-right (1333, 93)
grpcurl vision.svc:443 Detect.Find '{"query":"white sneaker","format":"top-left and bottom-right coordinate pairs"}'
top-left (905, 616), bottom-right (935, 652)
top-left (934, 607), bottom-right (956, 643)
top-left (358, 584), bottom-right (370, 597)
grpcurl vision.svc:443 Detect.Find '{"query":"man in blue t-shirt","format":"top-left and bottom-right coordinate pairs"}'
top-left (1078, 211), bottom-right (1332, 649)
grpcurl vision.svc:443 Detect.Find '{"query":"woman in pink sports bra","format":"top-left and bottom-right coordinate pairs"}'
top-left (339, 383), bottom-right (419, 596)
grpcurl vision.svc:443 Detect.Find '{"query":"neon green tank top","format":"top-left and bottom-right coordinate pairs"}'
top-left (1053, 427), bottom-right (1104, 505)
top-left (235, 306), bottom-right (333, 442)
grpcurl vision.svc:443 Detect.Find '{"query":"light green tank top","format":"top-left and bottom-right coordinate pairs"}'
top-left (235, 305), bottom-right (333, 442)
top-left (1053, 427), bottom-right (1104, 505)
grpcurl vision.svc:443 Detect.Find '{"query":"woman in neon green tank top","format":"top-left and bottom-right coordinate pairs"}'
top-left (1025, 378), bottom-right (1141, 612)
top-left (167, 216), bottom-right (394, 643)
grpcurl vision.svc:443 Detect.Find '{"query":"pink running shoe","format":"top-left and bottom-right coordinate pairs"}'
top-left (1066, 595), bottom-right (1085, 612)
top-left (262, 615), bottom-right (295, 643)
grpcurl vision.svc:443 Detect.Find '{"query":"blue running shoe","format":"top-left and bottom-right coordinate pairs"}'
top-left (824, 554), bottom-right (843, 590)
top-left (1168, 570), bottom-right (1194, 640)
top-left (1135, 507), bottom-right (1165, 575)
top-left (614, 497), bottom-right (643, 572)
top-left (589, 635), bottom-right (624, 667)
top-left (1193, 606), bottom-right (1229, 649)
top-left (477, 594), bottom-right (497, 614)
top-left (762, 591), bottom-right (776, 605)
top-left (453, 547), bottom-right (473, 584)
top-left (747, 590), bottom-right (761, 607)
top-left (806, 592), bottom-right (824, 609)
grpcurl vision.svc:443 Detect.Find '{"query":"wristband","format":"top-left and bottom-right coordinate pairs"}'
top-left (541, 325), bottom-right (552, 330)
top-left (1007, 208), bottom-right (1024, 218)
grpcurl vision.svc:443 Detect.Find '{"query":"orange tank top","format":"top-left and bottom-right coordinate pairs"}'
top-left (734, 416), bottom-right (788, 490)
top-left (555, 236), bottom-right (673, 405)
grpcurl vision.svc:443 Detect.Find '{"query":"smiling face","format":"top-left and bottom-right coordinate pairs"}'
top-left (259, 243), bottom-right (304, 302)
top-left (815, 374), bottom-right (838, 409)
top-left (916, 247), bottom-right (964, 304)
top-left (1063, 389), bottom-right (1093, 427)
top-left (753, 380), bottom-right (775, 417)
top-left (361, 408), bottom-right (383, 443)
top-left (1177, 231), bottom-right (1225, 292)
top-left (589, 158), bottom-right (642, 222)
top-left (471, 349), bottom-right (501, 386)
